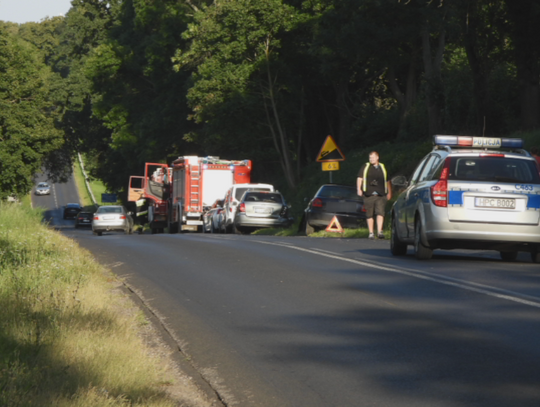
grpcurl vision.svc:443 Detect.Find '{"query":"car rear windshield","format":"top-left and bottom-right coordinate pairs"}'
top-left (96, 207), bottom-right (123, 214)
top-left (243, 192), bottom-right (283, 203)
top-left (450, 156), bottom-right (540, 183)
top-left (235, 187), bottom-right (271, 200)
top-left (318, 186), bottom-right (360, 200)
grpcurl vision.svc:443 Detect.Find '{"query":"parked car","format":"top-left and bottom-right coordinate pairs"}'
top-left (63, 203), bottom-right (82, 219)
top-left (75, 211), bottom-right (94, 228)
top-left (301, 184), bottom-right (366, 235)
top-left (222, 183), bottom-right (274, 233)
top-left (202, 199), bottom-right (225, 233)
top-left (92, 205), bottom-right (134, 236)
top-left (233, 191), bottom-right (293, 234)
top-left (391, 135), bottom-right (540, 262)
top-left (35, 182), bottom-right (51, 196)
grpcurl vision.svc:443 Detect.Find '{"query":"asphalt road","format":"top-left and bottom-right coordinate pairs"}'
top-left (33, 176), bottom-right (540, 407)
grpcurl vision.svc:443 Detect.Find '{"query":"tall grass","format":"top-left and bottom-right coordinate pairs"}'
top-left (0, 202), bottom-right (177, 406)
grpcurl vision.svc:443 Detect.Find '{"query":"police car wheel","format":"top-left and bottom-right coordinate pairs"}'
top-left (499, 251), bottom-right (518, 262)
top-left (531, 246), bottom-right (540, 264)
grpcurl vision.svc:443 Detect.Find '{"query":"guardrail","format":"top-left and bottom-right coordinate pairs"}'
top-left (77, 153), bottom-right (98, 208)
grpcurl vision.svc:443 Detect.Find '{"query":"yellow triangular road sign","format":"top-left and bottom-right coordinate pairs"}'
top-left (326, 216), bottom-right (344, 233)
top-left (317, 135), bottom-right (345, 162)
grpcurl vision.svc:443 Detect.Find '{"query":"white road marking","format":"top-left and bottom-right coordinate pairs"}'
top-left (255, 240), bottom-right (540, 309)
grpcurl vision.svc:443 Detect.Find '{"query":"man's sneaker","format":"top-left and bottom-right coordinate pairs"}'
top-left (378, 232), bottom-right (385, 239)
top-left (368, 233), bottom-right (375, 240)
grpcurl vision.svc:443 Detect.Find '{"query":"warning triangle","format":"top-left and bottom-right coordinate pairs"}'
top-left (325, 216), bottom-right (344, 233)
top-left (317, 135), bottom-right (345, 162)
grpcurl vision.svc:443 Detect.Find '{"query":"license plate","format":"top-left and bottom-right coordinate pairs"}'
top-left (186, 220), bottom-right (203, 225)
top-left (255, 207), bottom-right (273, 214)
top-left (103, 215), bottom-right (115, 220)
top-left (475, 197), bottom-right (515, 209)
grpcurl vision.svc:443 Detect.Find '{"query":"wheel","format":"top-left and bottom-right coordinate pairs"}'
top-left (414, 219), bottom-right (432, 260)
top-left (305, 222), bottom-right (315, 235)
top-left (232, 222), bottom-right (242, 235)
top-left (151, 228), bottom-right (157, 235)
top-left (500, 251), bottom-right (518, 261)
top-left (168, 221), bottom-right (178, 234)
top-left (531, 247), bottom-right (540, 263)
top-left (390, 217), bottom-right (407, 256)
top-left (97, 231), bottom-right (102, 236)
top-left (297, 214), bottom-right (306, 234)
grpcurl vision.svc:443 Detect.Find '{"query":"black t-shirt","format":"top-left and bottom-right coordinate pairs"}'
top-left (358, 163), bottom-right (387, 196)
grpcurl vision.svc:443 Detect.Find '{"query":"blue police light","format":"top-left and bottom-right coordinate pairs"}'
top-left (433, 135), bottom-right (524, 149)
top-left (500, 138), bottom-right (524, 148)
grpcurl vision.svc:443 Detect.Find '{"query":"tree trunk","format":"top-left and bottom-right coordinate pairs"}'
top-left (506, 0), bottom-right (540, 130)
top-left (422, 27), bottom-right (446, 136)
top-left (462, 0), bottom-right (492, 135)
top-left (263, 38), bottom-right (297, 189)
top-left (387, 54), bottom-right (418, 137)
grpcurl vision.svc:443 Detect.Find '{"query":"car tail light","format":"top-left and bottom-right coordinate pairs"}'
top-left (239, 203), bottom-right (246, 213)
top-left (120, 215), bottom-right (126, 219)
top-left (431, 157), bottom-right (451, 207)
top-left (312, 198), bottom-right (323, 208)
top-left (93, 216), bottom-right (99, 220)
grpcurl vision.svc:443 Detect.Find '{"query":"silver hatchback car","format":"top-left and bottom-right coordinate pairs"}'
top-left (391, 135), bottom-right (540, 262)
top-left (92, 205), bottom-right (134, 236)
top-left (233, 191), bottom-right (293, 234)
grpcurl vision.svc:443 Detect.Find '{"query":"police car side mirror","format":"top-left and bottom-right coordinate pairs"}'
top-left (391, 175), bottom-right (408, 188)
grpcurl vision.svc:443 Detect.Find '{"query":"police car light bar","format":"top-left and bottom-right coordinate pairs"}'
top-left (433, 135), bottom-right (524, 149)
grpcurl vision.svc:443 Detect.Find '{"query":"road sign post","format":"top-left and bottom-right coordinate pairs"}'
top-left (316, 135), bottom-right (345, 183)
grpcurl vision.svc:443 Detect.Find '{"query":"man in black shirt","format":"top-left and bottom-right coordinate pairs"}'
top-left (357, 151), bottom-right (392, 239)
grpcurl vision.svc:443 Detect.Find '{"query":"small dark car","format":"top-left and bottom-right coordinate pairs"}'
top-left (301, 184), bottom-right (366, 235)
top-left (63, 203), bottom-right (82, 220)
top-left (75, 212), bottom-right (94, 228)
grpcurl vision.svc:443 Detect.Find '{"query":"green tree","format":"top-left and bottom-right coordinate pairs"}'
top-left (0, 29), bottom-right (63, 199)
top-left (176, 0), bottom-right (303, 188)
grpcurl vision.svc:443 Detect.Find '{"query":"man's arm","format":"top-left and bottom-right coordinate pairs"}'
top-left (357, 177), bottom-right (363, 196)
top-left (386, 180), bottom-right (392, 200)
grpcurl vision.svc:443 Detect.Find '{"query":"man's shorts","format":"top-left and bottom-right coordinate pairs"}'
top-left (363, 195), bottom-right (387, 218)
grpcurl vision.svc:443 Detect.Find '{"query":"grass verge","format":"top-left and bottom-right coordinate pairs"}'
top-left (0, 202), bottom-right (181, 406)
top-left (73, 157), bottom-right (110, 209)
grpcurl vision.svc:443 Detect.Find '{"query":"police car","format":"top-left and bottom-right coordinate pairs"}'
top-left (390, 135), bottom-right (540, 262)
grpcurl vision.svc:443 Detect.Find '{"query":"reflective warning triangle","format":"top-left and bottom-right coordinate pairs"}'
top-left (325, 216), bottom-right (344, 233)
top-left (316, 135), bottom-right (345, 162)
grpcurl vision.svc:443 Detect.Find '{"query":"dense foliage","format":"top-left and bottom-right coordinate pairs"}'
top-left (2, 0), bottom-right (540, 197)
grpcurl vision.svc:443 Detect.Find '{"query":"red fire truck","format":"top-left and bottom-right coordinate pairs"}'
top-left (128, 157), bottom-right (251, 233)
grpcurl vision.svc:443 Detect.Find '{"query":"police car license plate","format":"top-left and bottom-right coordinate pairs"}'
top-left (474, 197), bottom-right (516, 209)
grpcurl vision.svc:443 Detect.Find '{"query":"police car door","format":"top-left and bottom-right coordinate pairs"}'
top-left (394, 154), bottom-right (430, 239)
top-left (404, 153), bottom-right (442, 237)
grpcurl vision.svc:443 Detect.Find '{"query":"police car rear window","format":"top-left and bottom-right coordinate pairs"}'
top-left (449, 157), bottom-right (540, 183)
